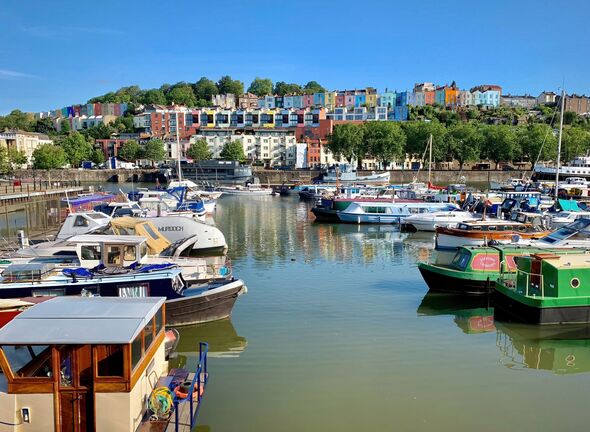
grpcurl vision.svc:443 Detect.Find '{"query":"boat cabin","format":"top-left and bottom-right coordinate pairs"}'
top-left (0, 297), bottom-right (168, 432)
top-left (56, 212), bottom-right (111, 241)
top-left (71, 235), bottom-right (150, 269)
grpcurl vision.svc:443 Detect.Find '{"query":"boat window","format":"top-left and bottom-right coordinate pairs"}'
top-left (81, 245), bottom-right (101, 261)
top-left (451, 250), bottom-right (471, 270)
top-left (457, 224), bottom-right (469, 230)
top-left (96, 345), bottom-right (124, 377)
top-left (140, 243), bottom-right (148, 258)
top-left (365, 206), bottom-right (386, 214)
top-left (124, 246), bottom-right (136, 261)
top-left (74, 216), bottom-right (89, 227)
top-left (1, 345), bottom-right (53, 379)
top-left (88, 213), bottom-right (107, 219)
top-left (118, 283), bottom-right (149, 298)
top-left (155, 307), bottom-right (163, 335)
top-left (488, 226), bottom-right (496, 231)
top-left (105, 245), bottom-right (122, 266)
top-left (131, 333), bottom-right (143, 370)
top-left (143, 224), bottom-right (160, 240)
top-left (144, 321), bottom-right (154, 352)
top-left (59, 348), bottom-right (73, 387)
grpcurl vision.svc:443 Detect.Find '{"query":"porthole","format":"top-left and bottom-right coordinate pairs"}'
top-left (571, 278), bottom-right (580, 289)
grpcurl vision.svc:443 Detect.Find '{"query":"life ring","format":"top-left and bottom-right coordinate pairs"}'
top-left (173, 382), bottom-right (205, 400)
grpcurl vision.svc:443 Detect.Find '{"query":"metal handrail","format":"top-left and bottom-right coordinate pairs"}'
top-left (174, 341), bottom-right (209, 431)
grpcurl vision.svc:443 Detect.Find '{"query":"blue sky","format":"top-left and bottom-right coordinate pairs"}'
top-left (1, 0), bottom-right (589, 114)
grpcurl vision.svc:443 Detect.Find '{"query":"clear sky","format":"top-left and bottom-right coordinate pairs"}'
top-left (1, 0), bottom-right (589, 114)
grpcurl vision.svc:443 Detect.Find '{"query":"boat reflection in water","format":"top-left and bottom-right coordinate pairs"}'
top-left (170, 318), bottom-right (247, 369)
top-left (496, 323), bottom-right (590, 375)
top-left (417, 291), bottom-right (495, 334)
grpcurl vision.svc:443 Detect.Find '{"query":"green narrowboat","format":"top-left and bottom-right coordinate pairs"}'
top-left (417, 245), bottom-right (574, 295)
top-left (494, 252), bottom-right (590, 324)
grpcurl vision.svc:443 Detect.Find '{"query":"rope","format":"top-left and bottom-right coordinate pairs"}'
top-left (148, 387), bottom-right (174, 420)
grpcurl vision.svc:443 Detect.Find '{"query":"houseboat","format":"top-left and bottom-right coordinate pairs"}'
top-left (179, 159), bottom-right (254, 185)
top-left (0, 296), bottom-right (208, 431)
top-left (321, 164), bottom-right (391, 184)
top-left (494, 252), bottom-right (590, 324)
top-left (435, 213), bottom-right (551, 250)
top-left (534, 156), bottom-right (590, 180)
top-left (418, 245), bottom-right (585, 294)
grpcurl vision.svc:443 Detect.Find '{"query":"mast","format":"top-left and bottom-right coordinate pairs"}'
top-left (554, 90), bottom-right (565, 202)
top-left (428, 134), bottom-right (433, 185)
top-left (176, 111), bottom-right (182, 182)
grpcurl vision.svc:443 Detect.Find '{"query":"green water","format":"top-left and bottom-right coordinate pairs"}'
top-left (170, 195), bottom-right (590, 432)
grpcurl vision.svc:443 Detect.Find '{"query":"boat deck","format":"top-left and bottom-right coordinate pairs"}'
top-left (137, 369), bottom-right (207, 432)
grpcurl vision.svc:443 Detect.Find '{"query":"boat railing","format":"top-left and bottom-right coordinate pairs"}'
top-left (504, 268), bottom-right (545, 297)
top-left (172, 341), bottom-right (209, 432)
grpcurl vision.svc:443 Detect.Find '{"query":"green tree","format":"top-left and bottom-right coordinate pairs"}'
top-left (480, 124), bottom-right (519, 168)
top-left (118, 140), bottom-right (141, 161)
top-left (517, 123), bottom-right (557, 163)
top-left (327, 123), bottom-right (365, 165)
top-left (247, 77), bottom-right (273, 96)
top-left (303, 81), bottom-right (326, 94)
top-left (59, 119), bottom-right (71, 134)
top-left (192, 77), bottom-right (219, 102)
top-left (112, 116), bottom-right (134, 133)
top-left (167, 84), bottom-right (197, 106)
top-left (143, 139), bottom-right (166, 166)
top-left (33, 118), bottom-right (56, 134)
top-left (563, 111), bottom-right (579, 125)
top-left (83, 122), bottom-right (116, 140)
top-left (90, 148), bottom-right (105, 165)
top-left (216, 76), bottom-right (244, 95)
top-left (59, 132), bottom-right (94, 167)
top-left (447, 123), bottom-right (482, 169)
top-left (32, 144), bottom-right (67, 169)
top-left (8, 149), bottom-right (28, 167)
top-left (562, 126), bottom-right (590, 162)
top-left (139, 89), bottom-right (167, 105)
top-left (273, 82), bottom-right (303, 96)
top-left (402, 121), bottom-right (448, 160)
top-left (0, 109), bottom-right (34, 131)
top-left (187, 139), bottom-right (212, 161)
top-left (363, 121), bottom-right (406, 168)
top-left (219, 140), bottom-right (245, 161)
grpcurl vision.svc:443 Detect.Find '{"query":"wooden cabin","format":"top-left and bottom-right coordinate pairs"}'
top-left (0, 297), bottom-right (169, 431)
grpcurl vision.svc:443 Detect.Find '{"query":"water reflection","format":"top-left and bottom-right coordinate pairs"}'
top-left (496, 323), bottom-right (590, 375)
top-left (170, 319), bottom-right (247, 369)
top-left (215, 196), bottom-right (435, 265)
top-left (418, 291), bottom-right (495, 334)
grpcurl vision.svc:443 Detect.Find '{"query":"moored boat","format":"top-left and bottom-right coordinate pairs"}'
top-left (337, 201), bottom-right (458, 224)
top-left (217, 185), bottom-right (273, 196)
top-left (402, 210), bottom-right (479, 232)
top-left (495, 252), bottom-right (590, 324)
top-left (0, 296), bottom-right (209, 431)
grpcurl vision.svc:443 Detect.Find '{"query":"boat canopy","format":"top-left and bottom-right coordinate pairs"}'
top-left (108, 216), bottom-right (171, 253)
top-left (557, 199), bottom-right (582, 212)
top-left (0, 297), bottom-right (165, 345)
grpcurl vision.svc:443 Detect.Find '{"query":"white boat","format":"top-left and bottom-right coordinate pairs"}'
top-left (489, 178), bottom-right (529, 191)
top-left (402, 210), bottom-right (479, 232)
top-left (551, 210), bottom-right (590, 228)
top-left (168, 179), bottom-right (224, 200)
top-left (337, 201), bottom-right (459, 224)
top-left (53, 211), bottom-right (228, 255)
top-left (217, 185), bottom-right (273, 196)
top-left (322, 164), bottom-right (390, 183)
top-left (535, 156), bottom-right (590, 180)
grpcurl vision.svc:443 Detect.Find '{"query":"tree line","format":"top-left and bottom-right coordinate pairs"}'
top-left (86, 77), bottom-right (327, 108)
top-left (328, 120), bottom-right (590, 169)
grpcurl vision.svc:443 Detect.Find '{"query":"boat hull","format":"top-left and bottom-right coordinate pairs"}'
top-left (337, 213), bottom-right (403, 224)
top-left (166, 280), bottom-right (246, 326)
top-left (494, 285), bottom-right (590, 325)
top-left (418, 263), bottom-right (493, 295)
top-left (311, 207), bottom-right (341, 223)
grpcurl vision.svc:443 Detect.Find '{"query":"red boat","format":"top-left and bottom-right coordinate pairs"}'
top-left (0, 297), bottom-right (51, 328)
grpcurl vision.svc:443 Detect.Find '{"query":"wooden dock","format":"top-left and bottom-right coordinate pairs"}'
top-left (0, 184), bottom-right (84, 206)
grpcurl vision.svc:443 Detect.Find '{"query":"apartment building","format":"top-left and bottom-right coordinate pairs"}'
top-left (0, 130), bottom-right (53, 167)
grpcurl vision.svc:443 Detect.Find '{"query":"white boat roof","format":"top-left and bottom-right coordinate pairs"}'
top-left (0, 297), bottom-right (165, 345)
top-left (66, 234), bottom-right (147, 244)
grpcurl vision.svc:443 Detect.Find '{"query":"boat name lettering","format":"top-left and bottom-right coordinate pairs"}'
top-left (158, 226), bottom-right (184, 232)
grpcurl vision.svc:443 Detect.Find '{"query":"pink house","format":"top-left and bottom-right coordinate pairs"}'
top-left (345, 95), bottom-right (355, 107)
top-left (303, 94), bottom-right (314, 108)
top-left (336, 94), bottom-right (345, 107)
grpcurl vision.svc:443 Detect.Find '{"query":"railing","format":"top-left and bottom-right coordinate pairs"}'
top-left (173, 342), bottom-right (209, 432)
top-left (499, 269), bottom-right (545, 298)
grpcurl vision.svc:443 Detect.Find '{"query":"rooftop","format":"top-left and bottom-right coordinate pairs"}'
top-left (0, 297), bottom-right (165, 345)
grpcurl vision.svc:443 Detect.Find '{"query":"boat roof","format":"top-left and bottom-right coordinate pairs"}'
top-left (0, 297), bottom-right (165, 345)
top-left (541, 253), bottom-right (590, 269)
top-left (67, 234), bottom-right (147, 245)
top-left (461, 220), bottom-right (522, 225)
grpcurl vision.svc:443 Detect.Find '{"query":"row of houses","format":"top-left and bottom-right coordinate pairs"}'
top-left (36, 102), bottom-right (128, 120)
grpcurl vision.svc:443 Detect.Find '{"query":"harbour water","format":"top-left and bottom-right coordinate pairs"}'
top-left (168, 194), bottom-right (590, 431)
top-left (3, 188), bottom-right (590, 430)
